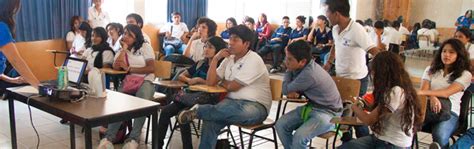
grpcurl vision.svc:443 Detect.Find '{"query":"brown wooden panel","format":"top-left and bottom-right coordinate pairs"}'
top-left (15, 39), bottom-right (67, 81)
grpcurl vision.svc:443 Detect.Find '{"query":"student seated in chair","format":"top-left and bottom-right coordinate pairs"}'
top-left (418, 39), bottom-right (472, 149)
top-left (338, 51), bottom-right (422, 149)
top-left (257, 16), bottom-right (292, 73)
top-left (274, 40), bottom-right (342, 149)
top-left (183, 17), bottom-right (217, 62)
top-left (156, 36), bottom-right (227, 149)
top-left (177, 25), bottom-right (272, 148)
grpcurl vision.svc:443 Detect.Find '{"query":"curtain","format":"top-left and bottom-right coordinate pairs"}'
top-left (167, 0), bottom-right (207, 30)
top-left (15, 0), bottom-right (89, 42)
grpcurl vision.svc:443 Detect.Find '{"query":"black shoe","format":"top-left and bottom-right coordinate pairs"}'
top-left (60, 119), bottom-right (68, 124)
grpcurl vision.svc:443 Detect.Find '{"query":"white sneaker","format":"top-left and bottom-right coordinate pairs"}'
top-left (98, 138), bottom-right (114, 149)
top-left (122, 140), bottom-right (139, 149)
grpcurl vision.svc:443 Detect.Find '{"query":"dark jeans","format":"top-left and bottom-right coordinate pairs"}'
top-left (338, 135), bottom-right (411, 149)
top-left (157, 102), bottom-right (192, 149)
top-left (257, 43), bottom-right (284, 68)
top-left (341, 75), bottom-right (370, 142)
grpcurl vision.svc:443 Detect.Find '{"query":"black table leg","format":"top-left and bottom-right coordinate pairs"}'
top-left (70, 123), bottom-right (76, 149)
top-left (84, 125), bottom-right (92, 149)
top-left (8, 98), bottom-right (17, 149)
top-left (152, 112), bottom-right (158, 149)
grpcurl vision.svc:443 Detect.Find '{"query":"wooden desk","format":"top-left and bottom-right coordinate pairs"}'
top-left (100, 68), bottom-right (128, 75)
top-left (153, 80), bottom-right (187, 89)
top-left (6, 86), bottom-right (160, 149)
top-left (188, 84), bottom-right (227, 93)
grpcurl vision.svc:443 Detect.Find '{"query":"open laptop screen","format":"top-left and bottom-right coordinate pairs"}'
top-left (62, 57), bottom-right (87, 87)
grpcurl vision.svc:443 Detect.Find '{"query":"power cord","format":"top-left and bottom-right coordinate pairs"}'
top-left (26, 95), bottom-right (41, 149)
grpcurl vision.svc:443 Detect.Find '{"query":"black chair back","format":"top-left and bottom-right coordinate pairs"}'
top-left (456, 90), bottom-right (472, 135)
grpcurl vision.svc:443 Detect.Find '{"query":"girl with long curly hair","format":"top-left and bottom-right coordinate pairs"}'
top-left (418, 38), bottom-right (472, 149)
top-left (339, 51), bottom-right (422, 148)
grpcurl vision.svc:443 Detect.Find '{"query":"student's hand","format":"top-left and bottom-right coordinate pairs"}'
top-left (165, 32), bottom-right (172, 38)
top-left (188, 78), bottom-right (205, 85)
top-left (287, 92), bottom-right (299, 99)
top-left (190, 31), bottom-right (200, 41)
top-left (429, 96), bottom-right (442, 113)
top-left (316, 44), bottom-right (324, 48)
top-left (323, 63), bottom-right (332, 71)
top-left (120, 40), bottom-right (129, 51)
top-left (214, 49), bottom-right (231, 61)
top-left (9, 77), bottom-right (25, 84)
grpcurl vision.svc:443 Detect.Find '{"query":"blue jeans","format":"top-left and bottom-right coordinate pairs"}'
top-left (196, 98), bottom-right (268, 149)
top-left (423, 112), bottom-right (459, 149)
top-left (338, 135), bottom-right (411, 149)
top-left (104, 81), bottom-right (155, 142)
top-left (450, 128), bottom-right (474, 149)
top-left (275, 106), bottom-right (341, 149)
top-left (164, 44), bottom-right (187, 56)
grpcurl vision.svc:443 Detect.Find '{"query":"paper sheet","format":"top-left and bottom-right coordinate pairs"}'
top-left (11, 86), bottom-right (38, 94)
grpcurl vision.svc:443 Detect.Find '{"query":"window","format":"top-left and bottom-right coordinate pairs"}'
top-left (208, 0), bottom-right (319, 27)
top-left (145, 0), bottom-right (168, 25)
top-left (102, 0), bottom-right (135, 25)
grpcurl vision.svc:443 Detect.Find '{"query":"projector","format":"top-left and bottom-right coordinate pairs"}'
top-left (39, 85), bottom-right (85, 101)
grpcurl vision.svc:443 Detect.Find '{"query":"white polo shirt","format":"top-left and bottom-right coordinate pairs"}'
top-left (82, 48), bottom-right (115, 71)
top-left (422, 66), bottom-right (472, 116)
top-left (386, 27), bottom-right (402, 45)
top-left (216, 51), bottom-right (272, 112)
top-left (186, 39), bottom-right (205, 62)
top-left (333, 20), bottom-right (376, 79)
top-left (114, 43), bottom-right (156, 81)
top-left (160, 22), bottom-right (189, 39)
top-left (370, 29), bottom-right (390, 50)
top-left (88, 7), bottom-right (110, 28)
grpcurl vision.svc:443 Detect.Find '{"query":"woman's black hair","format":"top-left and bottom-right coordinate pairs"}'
top-left (106, 23), bottom-right (124, 36)
top-left (412, 23), bottom-right (421, 34)
top-left (317, 15), bottom-right (330, 28)
top-left (296, 15), bottom-right (306, 24)
top-left (69, 16), bottom-right (82, 33)
top-left (91, 27), bottom-right (114, 68)
top-left (197, 17), bottom-right (217, 37)
top-left (429, 38), bottom-right (470, 82)
top-left (0, 0), bottom-right (20, 38)
top-left (126, 13), bottom-right (144, 28)
top-left (226, 17), bottom-right (237, 27)
top-left (79, 22), bottom-right (93, 48)
top-left (124, 24), bottom-right (145, 54)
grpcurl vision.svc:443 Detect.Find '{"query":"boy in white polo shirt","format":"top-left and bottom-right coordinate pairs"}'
top-left (177, 25), bottom-right (271, 148)
top-left (322, 0), bottom-right (380, 142)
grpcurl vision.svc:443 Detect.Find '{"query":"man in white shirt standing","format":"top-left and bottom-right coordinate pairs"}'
top-left (88, 0), bottom-right (110, 28)
top-left (177, 25), bottom-right (271, 149)
top-left (160, 12), bottom-right (189, 56)
top-left (322, 0), bottom-right (380, 143)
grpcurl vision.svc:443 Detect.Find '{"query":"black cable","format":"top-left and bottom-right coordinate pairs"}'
top-left (27, 95), bottom-right (40, 149)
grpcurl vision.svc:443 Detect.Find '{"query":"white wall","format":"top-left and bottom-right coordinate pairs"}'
top-left (354, 0), bottom-right (376, 21)
top-left (410, 0), bottom-right (473, 28)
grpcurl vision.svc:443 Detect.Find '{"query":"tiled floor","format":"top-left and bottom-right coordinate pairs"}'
top-left (0, 56), bottom-right (472, 149)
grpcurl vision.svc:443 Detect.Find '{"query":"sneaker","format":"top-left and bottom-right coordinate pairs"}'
top-left (269, 67), bottom-right (282, 73)
top-left (178, 104), bottom-right (199, 124)
top-left (122, 140), bottom-right (139, 149)
top-left (98, 138), bottom-right (114, 149)
top-left (429, 142), bottom-right (441, 149)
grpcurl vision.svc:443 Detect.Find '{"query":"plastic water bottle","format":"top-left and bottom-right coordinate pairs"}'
top-left (57, 66), bottom-right (68, 90)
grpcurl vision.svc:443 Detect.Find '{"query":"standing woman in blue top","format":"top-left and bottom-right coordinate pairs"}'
top-left (0, 0), bottom-right (40, 88)
top-left (307, 15), bottom-right (333, 65)
top-left (288, 15), bottom-right (309, 45)
top-left (455, 10), bottom-right (472, 30)
top-left (220, 17), bottom-right (237, 40)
